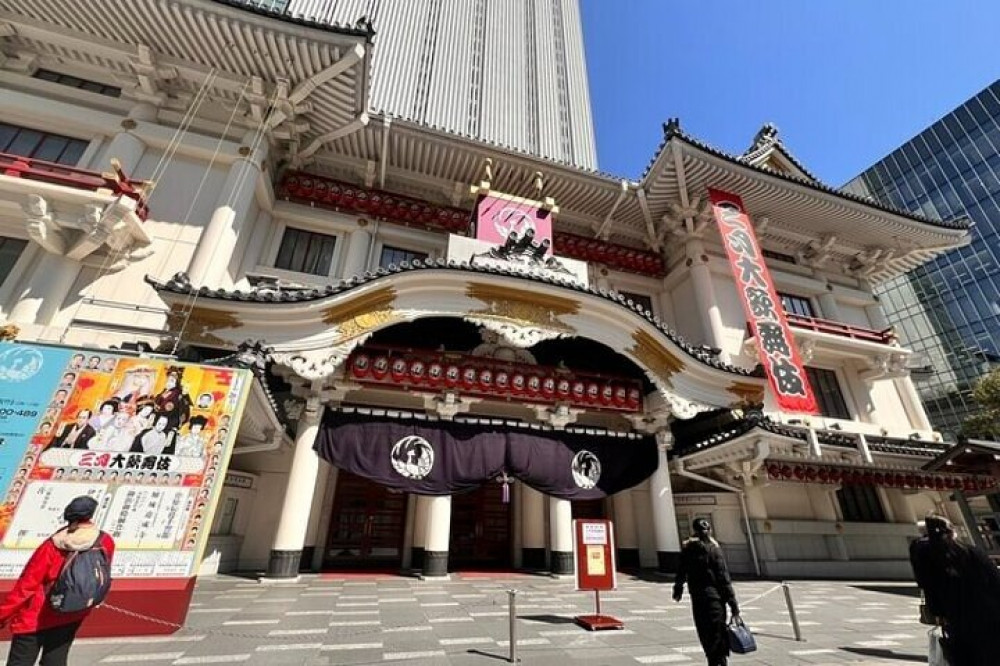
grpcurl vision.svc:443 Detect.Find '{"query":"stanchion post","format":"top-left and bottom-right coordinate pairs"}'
top-left (782, 582), bottom-right (803, 642)
top-left (508, 589), bottom-right (519, 663)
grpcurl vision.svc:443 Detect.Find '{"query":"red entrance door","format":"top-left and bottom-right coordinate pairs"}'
top-left (450, 482), bottom-right (512, 569)
top-left (324, 471), bottom-right (406, 568)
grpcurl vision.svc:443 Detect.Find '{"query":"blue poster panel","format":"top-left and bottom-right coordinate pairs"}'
top-left (0, 343), bottom-right (252, 578)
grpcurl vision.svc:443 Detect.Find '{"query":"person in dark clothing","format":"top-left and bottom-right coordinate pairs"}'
top-left (673, 518), bottom-right (740, 666)
top-left (910, 514), bottom-right (1000, 666)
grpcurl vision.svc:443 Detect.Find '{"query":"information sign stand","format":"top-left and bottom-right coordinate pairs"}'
top-left (572, 518), bottom-right (623, 631)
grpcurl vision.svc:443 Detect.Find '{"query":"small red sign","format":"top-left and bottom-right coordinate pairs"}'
top-left (474, 194), bottom-right (553, 254)
top-left (573, 519), bottom-right (616, 592)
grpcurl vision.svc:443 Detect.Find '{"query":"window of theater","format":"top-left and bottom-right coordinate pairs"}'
top-left (836, 485), bottom-right (887, 523)
top-left (618, 291), bottom-right (655, 314)
top-left (274, 227), bottom-right (337, 276)
top-left (379, 245), bottom-right (428, 269)
top-left (32, 69), bottom-right (122, 98)
top-left (805, 367), bottom-right (852, 420)
top-left (0, 237), bottom-right (28, 287)
top-left (0, 122), bottom-right (89, 165)
top-left (778, 292), bottom-right (816, 318)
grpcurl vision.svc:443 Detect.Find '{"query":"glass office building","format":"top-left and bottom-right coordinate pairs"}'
top-left (844, 80), bottom-right (1000, 436)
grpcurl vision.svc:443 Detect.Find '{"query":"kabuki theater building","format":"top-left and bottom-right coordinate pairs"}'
top-left (0, 0), bottom-right (997, 607)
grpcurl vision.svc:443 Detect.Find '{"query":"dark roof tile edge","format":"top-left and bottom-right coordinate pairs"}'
top-left (145, 261), bottom-right (764, 378)
top-left (652, 122), bottom-right (971, 232)
top-left (210, 0), bottom-right (375, 38)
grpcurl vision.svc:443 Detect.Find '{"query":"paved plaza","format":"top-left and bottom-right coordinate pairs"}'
top-left (1, 573), bottom-right (931, 665)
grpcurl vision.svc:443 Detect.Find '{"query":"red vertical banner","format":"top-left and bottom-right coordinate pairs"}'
top-left (708, 189), bottom-right (818, 414)
top-left (474, 194), bottom-right (553, 255)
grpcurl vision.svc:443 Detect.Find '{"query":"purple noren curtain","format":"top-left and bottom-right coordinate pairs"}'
top-left (314, 412), bottom-right (658, 499)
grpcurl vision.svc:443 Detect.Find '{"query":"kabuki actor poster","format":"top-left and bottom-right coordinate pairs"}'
top-left (709, 189), bottom-right (819, 414)
top-left (474, 193), bottom-right (553, 255)
top-left (0, 342), bottom-right (252, 578)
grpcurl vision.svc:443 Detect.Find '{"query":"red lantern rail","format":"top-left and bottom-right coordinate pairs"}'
top-left (0, 152), bottom-right (150, 220)
top-left (346, 344), bottom-right (645, 413)
top-left (276, 171), bottom-right (666, 277)
top-left (764, 461), bottom-right (997, 493)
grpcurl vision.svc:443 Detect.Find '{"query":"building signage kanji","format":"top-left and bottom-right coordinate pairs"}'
top-left (709, 189), bottom-right (818, 414)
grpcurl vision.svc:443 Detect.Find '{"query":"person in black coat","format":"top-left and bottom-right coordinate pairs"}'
top-left (673, 518), bottom-right (740, 666)
top-left (910, 514), bottom-right (1000, 666)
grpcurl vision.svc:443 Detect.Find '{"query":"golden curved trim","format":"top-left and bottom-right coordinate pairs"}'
top-left (466, 282), bottom-right (579, 333)
top-left (727, 381), bottom-right (765, 405)
top-left (322, 286), bottom-right (400, 343)
top-left (628, 329), bottom-right (683, 382)
top-left (166, 305), bottom-right (242, 347)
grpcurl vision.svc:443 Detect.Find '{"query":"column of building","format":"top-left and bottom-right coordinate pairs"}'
top-left (187, 129), bottom-right (268, 287)
top-left (685, 239), bottom-right (729, 362)
top-left (648, 430), bottom-right (681, 571)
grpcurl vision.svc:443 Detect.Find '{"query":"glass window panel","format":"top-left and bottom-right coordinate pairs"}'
top-left (378, 245), bottom-right (428, 269)
top-left (805, 367), bottom-right (850, 419)
top-left (7, 129), bottom-right (43, 157)
top-left (778, 292), bottom-right (815, 317)
top-left (57, 139), bottom-right (87, 166)
top-left (274, 227), bottom-right (336, 276)
top-left (836, 486), bottom-right (886, 523)
top-left (618, 291), bottom-right (655, 313)
top-left (0, 123), bottom-right (17, 151)
top-left (32, 136), bottom-right (69, 162)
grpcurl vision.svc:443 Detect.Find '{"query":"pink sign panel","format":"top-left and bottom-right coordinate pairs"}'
top-left (474, 195), bottom-right (553, 255)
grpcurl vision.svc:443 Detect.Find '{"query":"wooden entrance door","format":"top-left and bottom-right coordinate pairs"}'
top-left (450, 482), bottom-right (512, 569)
top-left (323, 470), bottom-right (405, 568)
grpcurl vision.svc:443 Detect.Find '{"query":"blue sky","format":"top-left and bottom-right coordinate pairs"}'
top-left (581, 0), bottom-right (1000, 185)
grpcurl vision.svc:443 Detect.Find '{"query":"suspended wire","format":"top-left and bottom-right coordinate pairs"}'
top-left (58, 69), bottom-right (219, 345)
top-left (170, 86), bottom-right (283, 355)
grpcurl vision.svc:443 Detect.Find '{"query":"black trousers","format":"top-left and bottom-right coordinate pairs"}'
top-left (6, 622), bottom-right (81, 666)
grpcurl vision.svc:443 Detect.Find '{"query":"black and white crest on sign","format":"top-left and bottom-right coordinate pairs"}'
top-left (571, 450), bottom-right (601, 489)
top-left (391, 435), bottom-right (435, 480)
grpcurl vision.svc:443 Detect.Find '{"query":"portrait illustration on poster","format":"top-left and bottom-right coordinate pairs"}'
top-left (0, 342), bottom-right (251, 579)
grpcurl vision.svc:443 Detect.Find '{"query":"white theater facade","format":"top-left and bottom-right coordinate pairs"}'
top-left (0, 0), bottom-right (994, 583)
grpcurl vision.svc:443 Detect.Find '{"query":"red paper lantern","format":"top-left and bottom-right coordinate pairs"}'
top-left (427, 362), bottom-right (444, 386)
top-left (526, 375), bottom-right (542, 396)
top-left (793, 467), bottom-right (806, 481)
top-left (495, 371), bottom-right (510, 392)
top-left (818, 468), bottom-right (830, 483)
top-left (410, 359), bottom-right (426, 383)
top-left (351, 354), bottom-right (370, 378)
top-left (828, 468), bottom-right (842, 483)
top-left (613, 385), bottom-right (627, 407)
top-left (873, 472), bottom-right (885, 486)
top-left (557, 379), bottom-right (572, 399)
top-left (600, 384), bottom-right (615, 406)
top-left (372, 356), bottom-right (389, 380)
top-left (766, 463), bottom-right (781, 478)
top-left (444, 364), bottom-right (461, 388)
top-left (461, 366), bottom-right (478, 390)
top-left (586, 382), bottom-right (600, 404)
top-left (390, 358), bottom-right (408, 382)
top-left (780, 465), bottom-right (793, 479)
top-left (511, 374), bottom-right (526, 395)
top-left (627, 388), bottom-right (642, 410)
top-left (571, 381), bottom-right (586, 402)
top-left (805, 467), bottom-right (818, 481)
top-left (541, 377), bottom-right (556, 399)
top-left (479, 369), bottom-right (494, 390)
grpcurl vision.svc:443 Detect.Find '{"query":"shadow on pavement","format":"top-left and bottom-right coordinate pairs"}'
top-left (520, 614), bottom-right (578, 625)
top-left (850, 584), bottom-right (921, 598)
top-left (468, 648), bottom-right (515, 662)
top-left (839, 646), bottom-right (927, 662)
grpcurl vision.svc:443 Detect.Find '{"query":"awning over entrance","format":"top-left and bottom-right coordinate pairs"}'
top-left (315, 410), bottom-right (657, 500)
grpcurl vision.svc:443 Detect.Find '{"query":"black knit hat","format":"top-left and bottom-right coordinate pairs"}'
top-left (63, 496), bottom-right (98, 523)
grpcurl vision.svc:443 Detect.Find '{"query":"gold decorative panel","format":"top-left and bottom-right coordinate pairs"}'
top-left (628, 329), bottom-right (684, 382)
top-left (322, 286), bottom-right (400, 343)
top-left (166, 305), bottom-right (242, 347)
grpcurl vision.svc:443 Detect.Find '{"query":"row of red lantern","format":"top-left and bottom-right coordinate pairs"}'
top-left (280, 172), bottom-right (470, 233)
top-left (349, 351), bottom-right (644, 411)
top-left (553, 232), bottom-right (666, 277)
top-left (765, 463), bottom-right (999, 493)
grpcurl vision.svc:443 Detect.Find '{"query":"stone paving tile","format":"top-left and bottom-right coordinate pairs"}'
top-left (0, 574), bottom-right (931, 665)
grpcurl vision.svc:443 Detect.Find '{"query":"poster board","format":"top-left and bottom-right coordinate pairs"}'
top-left (573, 518), bottom-right (617, 592)
top-left (0, 342), bottom-right (252, 579)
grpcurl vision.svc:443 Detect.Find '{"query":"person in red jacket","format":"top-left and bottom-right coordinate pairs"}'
top-left (0, 496), bottom-right (115, 666)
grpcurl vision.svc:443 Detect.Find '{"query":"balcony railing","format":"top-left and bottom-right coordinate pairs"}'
top-left (785, 313), bottom-right (895, 345)
top-left (0, 152), bottom-right (150, 220)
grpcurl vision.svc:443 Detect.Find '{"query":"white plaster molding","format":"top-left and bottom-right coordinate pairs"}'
top-left (418, 392), bottom-right (479, 420)
top-left (273, 345), bottom-right (357, 382)
top-left (22, 194), bottom-right (151, 264)
top-left (529, 403), bottom-right (583, 429)
top-left (464, 315), bottom-right (565, 348)
top-left (469, 328), bottom-right (537, 364)
top-left (861, 352), bottom-right (908, 383)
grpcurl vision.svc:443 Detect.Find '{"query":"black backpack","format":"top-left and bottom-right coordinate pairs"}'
top-left (48, 533), bottom-right (112, 613)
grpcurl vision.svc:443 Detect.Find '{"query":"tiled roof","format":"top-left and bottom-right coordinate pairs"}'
top-left (147, 259), bottom-right (764, 378)
top-left (213, 0), bottom-right (375, 38)
top-left (740, 122), bottom-right (820, 183)
top-left (672, 412), bottom-right (951, 460)
top-left (204, 340), bottom-right (287, 423)
top-left (651, 119), bottom-right (971, 232)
